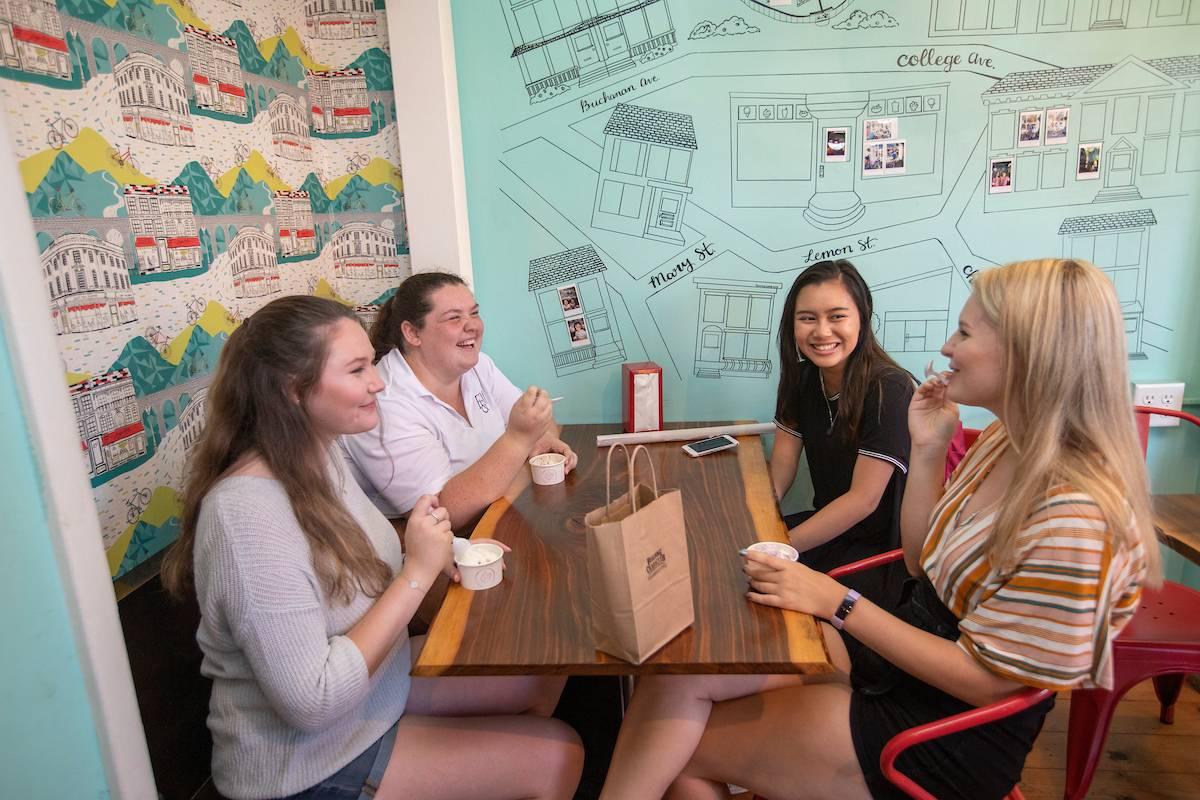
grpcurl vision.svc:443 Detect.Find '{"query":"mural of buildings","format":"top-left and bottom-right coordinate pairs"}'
top-left (115, 53), bottom-right (195, 147)
top-left (331, 222), bottom-right (400, 278)
top-left (308, 68), bottom-right (370, 133)
top-left (502, 0), bottom-right (677, 100)
top-left (124, 185), bottom-right (202, 275)
top-left (730, 85), bottom-right (949, 229)
top-left (69, 369), bottom-right (146, 479)
top-left (305, 0), bottom-right (378, 39)
top-left (0, 0), bottom-right (70, 80)
top-left (528, 245), bottom-right (626, 376)
top-left (184, 25), bottom-right (247, 116)
top-left (355, 304), bottom-right (381, 331)
top-left (591, 103), bottom-right (697, 244)
top-left (980, 55), bottom-right (1200, 211)
top-left (929, 0), bottom-right (1200, 36)
top-left (692, 278), bottom-right (780, 379)
top-left (1059, 208), bottom-right (1157, 358)
top-left (273, 190), bottom-right (316, 257)
top-left (43, 233), bottom-right (136, 334)
top-left (228, 227), bottom-right (280, 298)
top-left (269, 93), bottom-right (312, 161)
top-left (177, 387), bottom-right (208, 452)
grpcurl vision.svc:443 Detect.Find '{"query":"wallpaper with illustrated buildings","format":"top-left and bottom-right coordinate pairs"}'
top-left (0, 0), bottom-right (409, 579)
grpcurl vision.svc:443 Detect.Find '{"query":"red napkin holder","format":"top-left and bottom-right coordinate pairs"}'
top-left (621, 362), bottom-right (663, 433)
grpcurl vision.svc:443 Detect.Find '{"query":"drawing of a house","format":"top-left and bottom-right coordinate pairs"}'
top-left (0, 0), bottom-right (71, 80)
top-left (980, 54), bottom-right (1200, 211)
top-left (69, 369), bottom-right (146, 479)
top-left (529, 245), bottom-right (626, 376)
top-left (730, 86), bottom-right (948, 230)
top-left (693, 278), bottom-right (780, 379)
top-left (1059, 209), bottom-right (1156, 358)
top-left (502, 0), bottom-right (676, 101)
top-left (591, 103), bottom-right (696, 244)
top-left (930, 0), bottom-right (1199, 36)
top-left (125, 185), bottom-right (202, 274)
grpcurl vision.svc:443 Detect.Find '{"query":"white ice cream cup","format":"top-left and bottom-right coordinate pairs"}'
top-left (454, 541), bottom-right (505, 590)
top-left (529, 452), bottom-right (566, 485)
top-left (745, 541), bottom-right (800, 562)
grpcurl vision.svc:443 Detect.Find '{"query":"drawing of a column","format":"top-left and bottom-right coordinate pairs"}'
top-left (802, 92), bottom-right (869, 230)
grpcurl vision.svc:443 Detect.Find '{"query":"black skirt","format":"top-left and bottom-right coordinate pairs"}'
top-left (784, 510), bottom-right (905, 610)
top-left (845, 578), bottom-right (1055, 800)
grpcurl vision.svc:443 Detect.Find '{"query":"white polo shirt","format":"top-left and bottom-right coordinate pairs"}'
top-left (340, 349), bottom-right (523, 517)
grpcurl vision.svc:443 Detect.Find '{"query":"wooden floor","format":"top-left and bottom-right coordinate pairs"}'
top-left (1020, 679), bottom-right (1200, 799)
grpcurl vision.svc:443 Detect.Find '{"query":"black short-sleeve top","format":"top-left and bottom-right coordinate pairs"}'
top-left (774, 362), bottom-right (914, 557)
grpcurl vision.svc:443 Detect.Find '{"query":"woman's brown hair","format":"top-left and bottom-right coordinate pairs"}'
top-left (369, 271), bottom-right (466, 362)
top-left (162, 296), bottom-right (392, 604)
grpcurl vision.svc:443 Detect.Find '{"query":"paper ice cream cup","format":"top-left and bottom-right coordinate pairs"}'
top-left (746, 541), bottom-right (800, 562)
top-left (454, 541), bottom-right (505, 590)
top-left (529, 452), bottom-right (566, 485)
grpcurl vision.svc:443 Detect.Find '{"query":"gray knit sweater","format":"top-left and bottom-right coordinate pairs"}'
top-left (193, 458), bottom-right (410, 800)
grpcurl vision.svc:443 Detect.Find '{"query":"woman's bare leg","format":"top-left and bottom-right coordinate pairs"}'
top-left (600, 624), bottom-right (851, 800)
top-left (372, 639), bottom-right (581, 799)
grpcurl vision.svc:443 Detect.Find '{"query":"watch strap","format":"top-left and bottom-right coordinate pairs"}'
top-left (830, 589), bottom-right (861, 630)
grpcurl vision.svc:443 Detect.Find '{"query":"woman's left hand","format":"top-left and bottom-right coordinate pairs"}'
top-left (743, 550), bottom-right (845, 620)
top-left (533, 437), bottom-right (578, 473)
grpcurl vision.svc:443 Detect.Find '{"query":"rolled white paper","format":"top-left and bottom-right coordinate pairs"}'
top-left (595, 422), bottom-right (776, 448)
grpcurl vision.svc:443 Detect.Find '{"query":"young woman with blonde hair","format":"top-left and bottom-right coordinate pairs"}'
top-left (162, 296), bottom-right (581, 800)
top-left (598, 258), bottom-right (1158, 800)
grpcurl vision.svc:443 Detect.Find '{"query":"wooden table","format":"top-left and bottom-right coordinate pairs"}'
top-left (1154, 494), bottom-right (1200, 565)
top-left (413, 423), bottom-right (833, 677)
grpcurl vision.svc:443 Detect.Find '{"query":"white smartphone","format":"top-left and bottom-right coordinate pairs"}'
top-left (681, 434), bottom-right (739, 458)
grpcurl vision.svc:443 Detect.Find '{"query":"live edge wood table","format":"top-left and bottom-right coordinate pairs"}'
top-left (413, 423), bottom-right (833, 677)
top-left (1154, 494), bottom-right (1200, 566)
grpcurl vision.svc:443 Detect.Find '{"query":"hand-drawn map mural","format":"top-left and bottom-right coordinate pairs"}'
top-left (453, 0), bottom-right (1200, 428)
top-left (0, 0), bottom-right (409, 579)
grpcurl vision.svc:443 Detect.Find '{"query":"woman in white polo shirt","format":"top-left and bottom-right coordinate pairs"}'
top-left (342, 272), bottom-right (577, 527)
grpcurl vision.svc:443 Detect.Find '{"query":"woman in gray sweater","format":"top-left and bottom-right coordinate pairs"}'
top-left (162, 296), bottom-right (582, 800)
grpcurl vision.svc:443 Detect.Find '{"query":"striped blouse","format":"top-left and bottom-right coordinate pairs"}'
top-left (920, 422), bottom-right (1146, 690)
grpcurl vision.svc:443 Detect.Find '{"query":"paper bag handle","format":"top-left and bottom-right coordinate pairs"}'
top-left (603, 443), bottom-right (661, 513)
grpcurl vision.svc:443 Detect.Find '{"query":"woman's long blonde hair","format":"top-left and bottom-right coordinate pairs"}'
top-left (161, 296), bottom-right (392, 604)
top-left (974, 258), bottom-right (1160, 584)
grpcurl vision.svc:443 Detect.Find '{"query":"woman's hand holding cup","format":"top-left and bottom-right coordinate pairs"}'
top-left (909, 363), bottom-right (960, 450)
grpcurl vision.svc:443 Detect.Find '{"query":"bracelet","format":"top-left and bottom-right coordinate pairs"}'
top-left (829, 589), bottom-right (861, 630)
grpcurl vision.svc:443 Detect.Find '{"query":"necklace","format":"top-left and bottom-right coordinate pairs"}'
top-left (818, 371), bottom-right (840, 435)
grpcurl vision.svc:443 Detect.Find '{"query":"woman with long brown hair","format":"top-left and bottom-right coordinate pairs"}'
top-left (771, 259), bottom-right (914, 599)
top-left (598, 258), bottom-right (1157, 800)
top-left (162, 296), bottom-right (581, 800)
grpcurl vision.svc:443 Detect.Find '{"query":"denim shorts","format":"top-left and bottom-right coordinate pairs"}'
top-left (279, 723), bottom-right (398, 800)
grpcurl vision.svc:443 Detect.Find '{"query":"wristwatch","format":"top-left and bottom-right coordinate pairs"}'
top-left (829, 589), bottom-right (862, 630)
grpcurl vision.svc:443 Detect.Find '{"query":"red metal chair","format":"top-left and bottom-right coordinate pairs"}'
top-left (1061, 405), bottom-right (1200, 799)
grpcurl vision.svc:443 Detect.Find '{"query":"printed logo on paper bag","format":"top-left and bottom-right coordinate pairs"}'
top-left (646, 548), bottom-right (667, 578)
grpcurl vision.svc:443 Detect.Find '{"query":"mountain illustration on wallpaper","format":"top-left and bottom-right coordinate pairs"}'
top-left (222, 20), bottom-right (307, 87)
top-left (109, 301), bottom-right (237, 396)
top-left (323, 158), bottom-right (403, 212)
top-left (21, 128), bottom-right (156, 217)
top-left (313, 278), bottom-right (352, 306)
top-left (107, 485), bottom-right (182, 578)
top-left (60, 0), bottom-right (184, 46)
top-left (299, 172), bottom-right (334, 212)
top-left (348, 48), bottom-right (393, 90)
top-left (168, 153), bottom-right (277, 216)
top-left (259, 27), bottom-right (330, 73)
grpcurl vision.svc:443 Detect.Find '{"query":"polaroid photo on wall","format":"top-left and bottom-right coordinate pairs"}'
top-left (557, 284), bottom-right (582, 318)
top-left (884, 140), bottom-right (906, 174)
top-left (567, 316), bottom-right (591, 347)
top-left (1046, 107), bottom-right (1069, 146)
top-left (864, 117), bottom-right (898, 142)
top-left (989, 157), bottom-right (1014, 194)
top-left (1077, 143), bottom-right (1102, 180)
top-left (863, 142), bottom-right (885, 174)
top-left (1018, 110), bottom-right (1042, 148)
top-left (825, 127), bottom-right (848, 162)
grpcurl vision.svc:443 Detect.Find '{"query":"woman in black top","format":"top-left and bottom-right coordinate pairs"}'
top-left (771, 260), bottom-right (913, 599)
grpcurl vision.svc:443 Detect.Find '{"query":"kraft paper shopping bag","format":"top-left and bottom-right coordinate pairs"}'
top-left (583, 444), bottom-right (694, 664)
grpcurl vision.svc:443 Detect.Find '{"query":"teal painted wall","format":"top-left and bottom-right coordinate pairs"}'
top-left (0, 324), bottom-right (110, 799)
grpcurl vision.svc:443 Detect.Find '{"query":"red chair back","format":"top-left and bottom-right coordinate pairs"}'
top-left (1133, 405), bottom-right (1200, 459)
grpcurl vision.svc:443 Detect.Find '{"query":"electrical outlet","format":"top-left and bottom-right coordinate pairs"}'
top-left (1132, 382), bottom-right (1186, 427)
